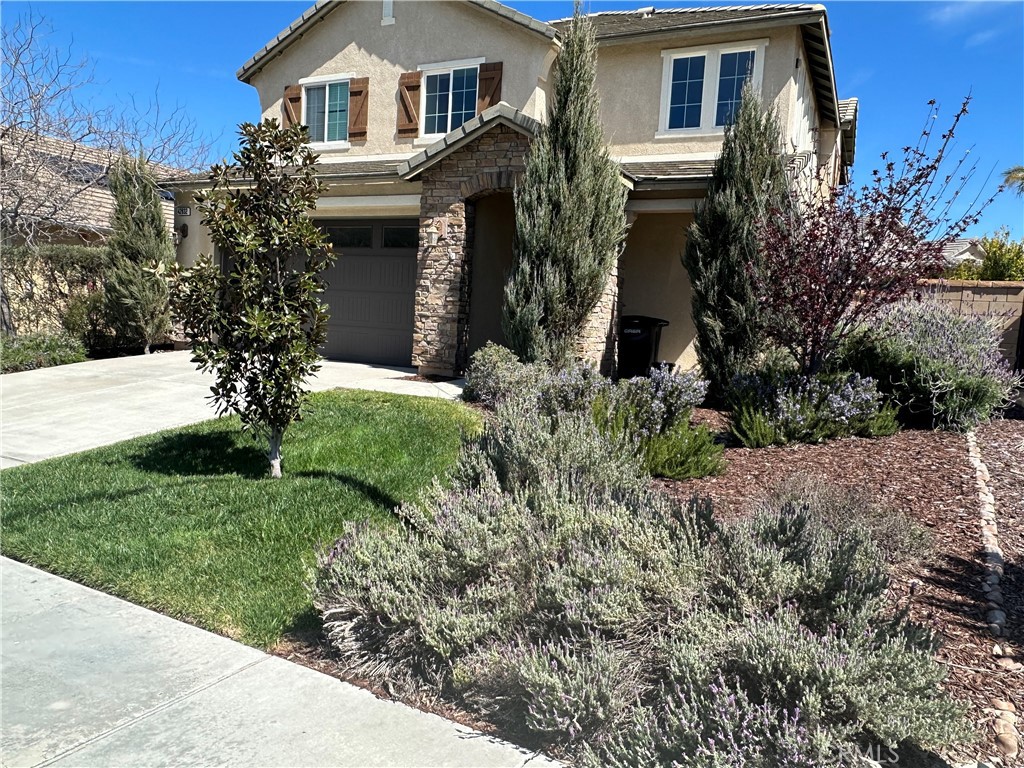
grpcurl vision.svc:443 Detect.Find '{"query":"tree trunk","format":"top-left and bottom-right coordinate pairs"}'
top-left (268, 429), bottom-right (284, 479)
top-left (143, 342), bottom-right (152, 355)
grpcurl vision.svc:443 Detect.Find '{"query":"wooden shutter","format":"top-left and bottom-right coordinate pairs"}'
top-left (282, 85), bottom-right (303, 128)
top-left (477, 62), bottom-right (503, 114)
top-left (348, 77), bottom-right (369, 141)
top-left (397, 71), bottom-right (421, 138)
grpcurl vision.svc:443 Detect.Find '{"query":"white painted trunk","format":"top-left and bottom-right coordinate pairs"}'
top-left (268, 430), bottom-right (284, 479)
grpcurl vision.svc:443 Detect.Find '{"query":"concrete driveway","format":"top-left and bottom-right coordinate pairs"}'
top-left (0, 351), bottom-right (462, 467)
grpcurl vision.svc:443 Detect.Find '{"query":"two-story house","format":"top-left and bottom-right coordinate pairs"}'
top-left (169, 0), bottom-right (857, 377)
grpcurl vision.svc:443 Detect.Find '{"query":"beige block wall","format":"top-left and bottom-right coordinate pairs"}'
top-left (619, 212), bottom-right (698, 371)
top-left (596, 26), bottom-right (801, 157)
top-left (920, 279), bottom-right (1024, 366)
top-left (247, 0), bottom-right (555, 163)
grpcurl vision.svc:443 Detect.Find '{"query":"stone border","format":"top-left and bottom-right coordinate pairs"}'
top-left (965, 431), bottom-right (1006, 635)
top-left (965, 430), bottom-right (1021, 763)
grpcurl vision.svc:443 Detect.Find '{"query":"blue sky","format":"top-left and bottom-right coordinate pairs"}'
top-left (5, 0), bottom-right (1022, 237)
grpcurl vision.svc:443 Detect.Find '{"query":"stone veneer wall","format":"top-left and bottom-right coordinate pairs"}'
top-left (413, 124), bottom-right (530, 375)
top-left (412, 121), bottom-right (623, 376)
top-left (920, 279), bottom-right (1024, 368)
top-left (578, 266), bottom-right (620, 375)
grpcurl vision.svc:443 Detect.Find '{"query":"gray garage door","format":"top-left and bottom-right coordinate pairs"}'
top-left (319, 219), bottom-right (418, 366)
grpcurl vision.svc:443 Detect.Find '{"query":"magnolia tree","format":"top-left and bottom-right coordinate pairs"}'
top-left (171, 120), bottom-right (333, 478)
top-left (503, 7), bottom-right (628, 367)
top-left (754, 98), bottom-right (997, 375)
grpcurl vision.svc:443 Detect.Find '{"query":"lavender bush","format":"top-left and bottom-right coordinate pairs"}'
top-left (730, 370), bottom-right (899, 447)
top-left (840, 297), bottom-right (1022, 430)
top-left (313, 385), bottom-right (967, 764)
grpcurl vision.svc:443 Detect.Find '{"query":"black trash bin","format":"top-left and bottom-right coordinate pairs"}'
top-left (618, 315), bottom-right (669, 379)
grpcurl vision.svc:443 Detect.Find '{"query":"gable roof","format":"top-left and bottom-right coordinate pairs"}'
top-left (552, 4), bottom-right (839, 127)
top-left (398, 102), bottom-right (540, 179)
top-left (549, 4), bottom-right (821, 39)
top-left (236, 0), bottom-right (557, 84)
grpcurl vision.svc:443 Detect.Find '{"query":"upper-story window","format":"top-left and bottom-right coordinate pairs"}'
top-left (300, 73), bottom-right (356, 146)
top-left (418, 58), bottom-right (484, 137)
top-left (658, 39), bottom-right (768, 136)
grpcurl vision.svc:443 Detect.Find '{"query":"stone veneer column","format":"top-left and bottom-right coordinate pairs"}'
top-left (412, 124), bottom-right (530, 376)
top-left (577, 265), bottom-right (621, 376)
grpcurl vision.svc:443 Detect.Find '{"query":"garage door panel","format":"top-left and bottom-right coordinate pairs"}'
top-left (318, 219), bottom-right (417, 367)
top-left (328, 291), bottom-right (413, 329)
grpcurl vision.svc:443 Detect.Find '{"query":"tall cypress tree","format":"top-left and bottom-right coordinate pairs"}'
top-left (105, 154), bottom-right (174, 353)
top-left (682, 83), bottom-right (791, 399)
top-left (503, 6), bottom-right (628, 367)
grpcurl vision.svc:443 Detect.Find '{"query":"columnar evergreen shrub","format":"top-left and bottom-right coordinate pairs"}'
top-left (104, 154), bottom-right (174, 353)
top-left (503, 9), bottom-right (628, 366)
top-left (682, 83), bottom-right (791, 399)
top-left (839, 297), bottom-right (1022, 430)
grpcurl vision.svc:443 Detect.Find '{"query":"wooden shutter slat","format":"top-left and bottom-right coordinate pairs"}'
top-left (397, 71), bottom-right (421, 138)
top-left (348, 77), bottom-right (369, 140)
top-left (282, 84), bottom-right (302, 128)
top-left (477, 62), bottom-right (502, 114)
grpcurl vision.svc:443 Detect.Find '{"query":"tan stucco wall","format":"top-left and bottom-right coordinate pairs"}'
top-left (597, 26), bottom-right (801, 157)
top-left (467, 191), bottom-right (514, 355)
top-left (619, 212), bottom-right (698, 371)
top-left (173, 191), bottom-right (214, 269)
top-left (248, 1), bottom-right (555, 163)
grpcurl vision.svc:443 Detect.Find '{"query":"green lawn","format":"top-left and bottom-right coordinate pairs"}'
top-left (1, 390), bottom-right (480, 648)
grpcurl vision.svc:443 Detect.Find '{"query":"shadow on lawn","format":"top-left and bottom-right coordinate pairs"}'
top-left (129, 431), bottom-right (266, 479)
top-left (294, 470), bottom-right (401, 510)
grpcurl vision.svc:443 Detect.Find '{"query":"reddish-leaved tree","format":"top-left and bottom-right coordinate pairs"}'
top-left (754, 97), bottom-right (999, 375)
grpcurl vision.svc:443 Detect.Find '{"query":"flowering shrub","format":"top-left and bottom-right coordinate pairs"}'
top-left (840, 298), bottom-right (1022, 430)
top-left (463, 342), bottom-right (545, 406)
top-left (465, 347), bottom-right (721, 480)
top-left (314, 416), bottom-right (967, 764)
top-left (730, 370), bottom-right (899, 447)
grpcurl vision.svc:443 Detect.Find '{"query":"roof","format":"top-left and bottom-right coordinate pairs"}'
top-left (620, 159), bottom-right (716, 183)
top-left (941, 238), bottom-right (984, 265)
top-left (2, 131), bottom-right (176, 237)
top-left (398, 102), bottom-right (540, 179)
top-left (837, 97), bottom-right (858, 168)
top-left (549, 4), bottom-right (823, 38)
top-left (236, 0), bottom-right (557, 84)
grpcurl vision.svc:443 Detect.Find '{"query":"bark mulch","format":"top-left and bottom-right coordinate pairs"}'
top-left (661, 414), bottom-right (1024, 766)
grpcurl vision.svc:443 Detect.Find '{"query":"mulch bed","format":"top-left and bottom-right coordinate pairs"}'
top-left (662, 412), bottom-right (1024, 766)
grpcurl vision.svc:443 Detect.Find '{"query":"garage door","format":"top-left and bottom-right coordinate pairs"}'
top-left (319, 219), bottom-right (418, 366)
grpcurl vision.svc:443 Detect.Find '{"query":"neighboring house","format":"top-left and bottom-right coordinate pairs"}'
top-left (940, 238), bottom-right (985, 268)
top-left (168, 0), bottom-right (858, 376)
top-left (0, 131), bottom-right (176, 246)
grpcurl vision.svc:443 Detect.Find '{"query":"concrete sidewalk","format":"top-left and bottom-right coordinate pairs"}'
top-left (0, 351), bottom-right (463, 467)
top-left (0, 558), bottom-right (555, 768)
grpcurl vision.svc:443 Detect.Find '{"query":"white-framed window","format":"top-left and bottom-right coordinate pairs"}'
top-left (300, 72), bottom-right (356, 147)
top-left (658, 39), bottom-right (768, 137)
top-left (418, 57), bottom-right (484, 138)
